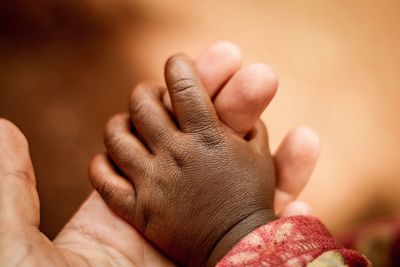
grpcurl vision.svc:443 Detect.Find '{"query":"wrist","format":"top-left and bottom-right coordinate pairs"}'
top-left (206, 209), bottom-right (276, 267)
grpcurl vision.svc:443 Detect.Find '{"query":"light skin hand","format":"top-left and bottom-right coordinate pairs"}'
top-left (0, 119), bottom-right (169, 267)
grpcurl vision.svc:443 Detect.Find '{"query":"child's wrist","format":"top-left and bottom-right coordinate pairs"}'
top-left (206, 209), bottom-right (276, 267)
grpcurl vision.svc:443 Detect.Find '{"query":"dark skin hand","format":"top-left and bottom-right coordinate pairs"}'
top-left (90, 54), bottom-right (277, 267)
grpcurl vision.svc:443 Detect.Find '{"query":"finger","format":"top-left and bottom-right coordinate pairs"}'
top-left (164, 54), bottom-right (219, 134)
top-left (279, 201), bottom-right (312, 217)
top-left (104, 114), bottom-right (152, 176)
top-left (163, 41), bottom-right (242, 111)
top-left (273, 127), bottom-right (320, 212)
top-left (247, 120), bottom-right (270, 155)
top-left (89, 154), bottom-right (136, 219)
top-left (214, 64), bottom-right (278, 136)
top-left (0, 119), bottom-right (39, 227)
top-left (130, 82), bottom-right (177, 152)
top-left (197, 41), bottom-right (243, 97)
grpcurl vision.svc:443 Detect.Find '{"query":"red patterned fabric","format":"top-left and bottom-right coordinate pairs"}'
top-left (217, 216), bottom-right (371, 267)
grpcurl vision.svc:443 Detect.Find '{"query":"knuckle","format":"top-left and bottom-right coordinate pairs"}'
top-left (104, 137), bottom-right (120, 157)
top-left (130, 81), bottom-right (165, 106)
top-left (190, 125), bottom-right (224, 147)
top-left (169, 146), bottom-right (189, 168)
top-left (162, 138), bottom-right (190, 169)
top-left (105, 134), bottom-right (125, 157)
top-left (169, 77), bottom-right (197, 94)
top-left (130, 92), bottom-right (152, 125)
top-left (1, 170), bottom-right (34, 186)
top-left (129, 84), bottom-right (150, 116)
top-left (202, 133), bottom-right (224, 147)
top-left (190, 118), bottom-right (215, 132)
top-left (156, 132), bottom-right (177, 151)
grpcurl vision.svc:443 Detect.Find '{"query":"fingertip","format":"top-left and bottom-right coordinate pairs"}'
top-left (105, 113), bottom-right (129, 130)
top-left (89, 154), bottom-right (108, 181)
top-left (164, 53), bottom-right (200, 94)
top-left (279, 201), bottom-right (312, 217)
top-left (199, 41), bottom-right (242, 68)
top-left (284, 127), bottom-right (321, 161)
top-left (130, 81), bottom-right (149, 106)
top-left (89, 153), bottom-right (135, 207)
top-left (0, 119), bottom-right (39, 227)
top-left (273, 127), bottom-right (320, 207)
top-left (294, 127), bottom-right (321, 150)
top-left (0, 118), bottom-right (17, 129)
top-left (0, 118), bottom-right (16, 130)
top-left (206, 41), bottom-right (242, 61)
top-left (0, 118), bottom-right (34, 182)
top-left (103, 113), bottom-right (129, 148)
top-left (165, 54), bottom-right (192, 77)
top-left (0, 118), bottom-right (29, 149)
top-left (196, 41), bottom-right (242, 96)
top-left (103, 113), bottom-right (138, 165)
top-left (214, 63), bottom-right (278, 136)
top-left (89, 154), bottom-right (113, 190)
top-left (241, 63), bottom-right (279, 99)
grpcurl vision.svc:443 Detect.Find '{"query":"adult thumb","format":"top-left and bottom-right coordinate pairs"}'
top-left (0, 119), bottom-right (40, 228)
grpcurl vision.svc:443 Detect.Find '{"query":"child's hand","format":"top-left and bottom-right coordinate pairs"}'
top-left (90, 54), bottom-right (276, 267)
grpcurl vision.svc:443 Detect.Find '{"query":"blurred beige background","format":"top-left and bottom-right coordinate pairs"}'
top-left (0, 0), bottom-right (399, 238)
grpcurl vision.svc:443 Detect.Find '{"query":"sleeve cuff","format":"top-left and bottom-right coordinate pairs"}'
top-left (216, 215), bottom-right (371, 266)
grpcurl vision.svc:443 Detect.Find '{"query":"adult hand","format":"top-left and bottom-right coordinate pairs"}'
top-left (0, 42), bottom-right (319, 267)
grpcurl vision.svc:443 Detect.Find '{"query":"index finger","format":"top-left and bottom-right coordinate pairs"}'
top-left (164, 54), bottom-right (219, 134)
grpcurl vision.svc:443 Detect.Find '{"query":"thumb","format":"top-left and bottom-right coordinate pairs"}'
top-left (0, 119), bottom-right (40, 228)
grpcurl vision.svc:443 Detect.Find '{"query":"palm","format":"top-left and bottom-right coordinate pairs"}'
top-left (2, 190), bottom-right (173, 267)
top-left (54, 192), bottom-right (174, 267)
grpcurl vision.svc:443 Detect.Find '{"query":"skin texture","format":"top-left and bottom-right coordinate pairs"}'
top-left (176, 42), bottom-right (320, 216)
top-left (0, 42), bottom-right (319, 267)
top-left (90, 55), bottom-right (277, 266)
